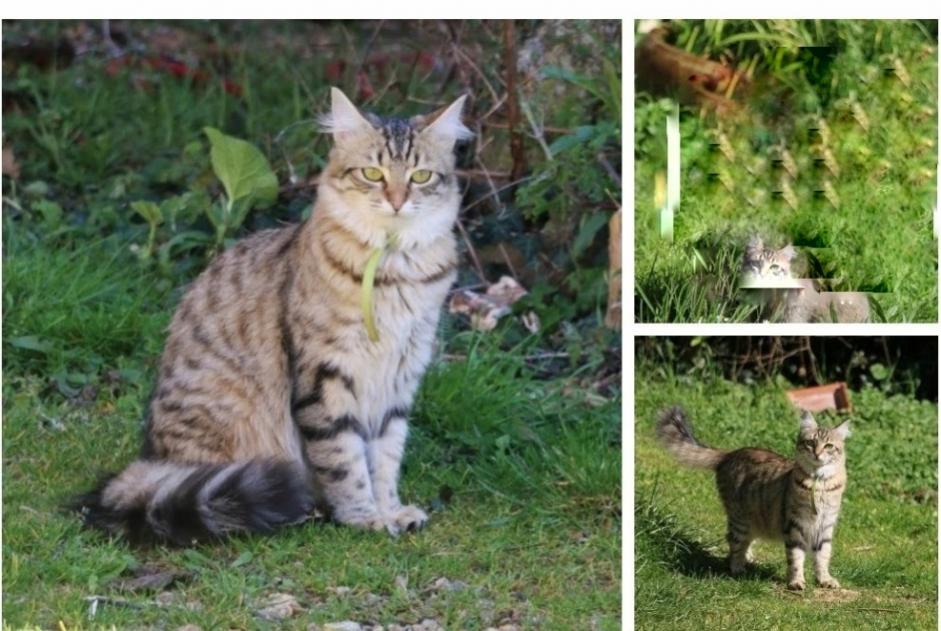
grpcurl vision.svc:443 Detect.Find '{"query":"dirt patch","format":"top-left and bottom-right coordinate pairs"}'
top-left (813, 588), bottom-right (861, 603)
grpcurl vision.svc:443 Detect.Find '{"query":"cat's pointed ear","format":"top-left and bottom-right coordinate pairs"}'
top-left (320, 87), bottom-right (374, 141)
top-left (780, 244), bottom-right (797, 260)
top-left (417, 95), bottom-right (473, 144)
top-left (799, 410), bottom-right (817, 432)
top-left (833, 419), bottom-right (851, 440)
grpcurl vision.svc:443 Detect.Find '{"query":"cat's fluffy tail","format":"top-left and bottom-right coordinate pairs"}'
top-left (70, 459), bottom-right (313, 545)
top-left (656, 406), bottom-right (727, 469)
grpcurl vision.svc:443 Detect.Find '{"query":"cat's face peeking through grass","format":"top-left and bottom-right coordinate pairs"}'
top-left (320, 88), bottom-right (471, 220)
top-left (741, 235), bottom-right (797, 280)
top-left (795, 410), bottom-right (850, 475)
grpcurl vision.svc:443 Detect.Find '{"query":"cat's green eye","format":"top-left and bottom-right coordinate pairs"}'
top-left (824, 443), bottom-right (834, 450)
top-left (361, 167), bottom-right (384, 182)
top-left (410, 169), bottom-right (433, 184)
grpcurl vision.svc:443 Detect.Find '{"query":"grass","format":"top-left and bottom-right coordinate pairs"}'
top-left (634, 362), bottom-right (937, 630)
top-left (2, 21), bottom-right (620, 629)
top-left (635, 20), bottom-right (938, 322)
top-left (2, 234), bottom-right (620, 629)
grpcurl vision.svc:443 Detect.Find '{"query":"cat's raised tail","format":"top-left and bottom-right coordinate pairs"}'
top-left (70, 459), bottom-right (313, 545)
top-left (656, 406), bottom-right (727, 470)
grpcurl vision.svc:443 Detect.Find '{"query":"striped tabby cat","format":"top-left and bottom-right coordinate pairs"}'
top-left (656, 406), bottom-right (850, 590)
top-left (74, 88), bottom-right (471, 543)
top-left (741, 235), bottom-right (869, 323)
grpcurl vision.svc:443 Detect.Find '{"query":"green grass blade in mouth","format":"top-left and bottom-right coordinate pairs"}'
top-left (361, 246), bottom-right (384, 343)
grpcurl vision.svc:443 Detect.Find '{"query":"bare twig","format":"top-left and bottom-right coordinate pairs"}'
top-left (597, 152), bottom-right (622, 187)
top-left (456, 218), bottom-right (488, 284)
top-left (450, 43), bottom-right (501, 105)
top-left (485, 121), bottom-right (573, 135)
top-left (455, 168), bottom-right (512, 180)
top-left (498, 243), bottom-right (520, 280)
top-left (475, 156), bottom-right (505, 216)
top-left (854, 608), bottom-right (900, 614)
top-left (462, 174), bottom-right (538, 214)
top-left (503, 20), bottom-right (527, 184)
top-left (520, 98), bottom-right (553, 160)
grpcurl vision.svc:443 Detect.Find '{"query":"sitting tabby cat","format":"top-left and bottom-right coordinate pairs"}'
top-left (656, 406), bottom-right (850, 590)
top-left (741, 236), bottom-right (869, 323)
top-left (73, 88), bottom-right (472, 543)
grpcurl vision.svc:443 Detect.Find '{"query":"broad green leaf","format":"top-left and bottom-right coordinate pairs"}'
top-left (130, 201), bottom-right (163, 226)
top-left (9, 336), bottom-right (52, 353)
top-left (203, 127), bottom-right (278, 210)
top-left (548, 126), bottom-right (597, 155)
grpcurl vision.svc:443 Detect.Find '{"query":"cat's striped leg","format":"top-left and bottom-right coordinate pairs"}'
top-left (293, 365), bottom-right (384, 531)
top-left (726, 517), bottom-right (753, 575)
top-left (784, 519), bottom-right (808, 590)
top-left (369, 407), bottom-right (427, 535)
top-left (813, 528), bottom-right (840, 588)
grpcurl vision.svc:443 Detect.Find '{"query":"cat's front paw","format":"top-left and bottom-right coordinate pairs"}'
top-left (385, 505), bottom-right (428, 536)
top-left (333, 508), bottom-right (387, 532)
top-left (817, 577), bottom-right (841, 589)
top-left (787, 579), bottom-right (806, 591)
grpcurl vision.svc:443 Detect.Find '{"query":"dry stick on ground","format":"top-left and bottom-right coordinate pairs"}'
top-left (502, 20), bottom-right (527, 184)
top-left (520, 98), bottom-right (553, 161)
top-left (597, 152), bottom-right (622, 188)
top-left (456, 218), bottom-right (488, 284)
top-left (605, 208), bottom-right (622, 329)
top-left (498, 242), bottom-right (520, 280)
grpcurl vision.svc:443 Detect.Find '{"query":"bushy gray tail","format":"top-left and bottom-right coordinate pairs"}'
top-left (655, 406), bottom-right (726, 470)
top-left (71, 459), bottom-right (313, 545)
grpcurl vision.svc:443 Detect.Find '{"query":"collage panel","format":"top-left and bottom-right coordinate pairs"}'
top-left (1, 19), bottom-right (622, 629)
top-left (634, 20), bottom-right (938, 323)
top-left (634, 336), bottom-right (938, 629)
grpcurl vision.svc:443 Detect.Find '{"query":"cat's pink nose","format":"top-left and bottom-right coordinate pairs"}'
top-left (386, 187), bottom-right (408, 212)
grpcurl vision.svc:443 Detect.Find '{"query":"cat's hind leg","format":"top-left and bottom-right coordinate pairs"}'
top-left (726, 517), bottom-right (753, 575)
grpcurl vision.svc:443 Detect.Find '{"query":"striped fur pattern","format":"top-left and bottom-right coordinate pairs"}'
top-left (741, 235), bottom-right (796, 280)
top-left (656, 406), bottom-right (850, 590)
top-left (73, 88), bottom-right (469, 543)
top-left (741, 236), bottom-right (869, 322)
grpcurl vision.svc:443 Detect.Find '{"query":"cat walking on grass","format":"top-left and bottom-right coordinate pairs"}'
top-left (656, 406), bottom-right (850, 590)
top-left (73, 88), bottom-right (471, 544)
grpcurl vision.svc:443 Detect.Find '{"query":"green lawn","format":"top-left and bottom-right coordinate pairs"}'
top-left (2, 234), bottom-right (620, 629)
top-left (635, 20), bottom-right (938, 322)
top-left (635, 368), bottom-right (937, 630)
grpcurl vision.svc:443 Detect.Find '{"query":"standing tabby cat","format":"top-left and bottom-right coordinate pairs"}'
top-left (656, 406), bottom-right (850, 590)
top-left (73, 88), bottom-right (471, 543)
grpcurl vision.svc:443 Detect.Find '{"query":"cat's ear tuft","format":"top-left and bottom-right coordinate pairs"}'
top-left (779, 244), bottom-right (797, 260)
top-left (418, 95), bottom-right (473, 144)
top-left (319, 87), bottom-right (374, 141)
top-left (833, 419), bottom-right (851, 440)
top-left (799, 410), bottom-right (817, 432)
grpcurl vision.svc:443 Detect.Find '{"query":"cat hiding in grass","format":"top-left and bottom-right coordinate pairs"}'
top-left (656, 406), bottom-right (850, 590)
top-left (740, 235), bottom-right (869, 322)
top-left (72, 88), bottom-right (472, 544)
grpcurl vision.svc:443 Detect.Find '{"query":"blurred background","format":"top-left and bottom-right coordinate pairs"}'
top-left (3, 19), bottom-right (621, 393)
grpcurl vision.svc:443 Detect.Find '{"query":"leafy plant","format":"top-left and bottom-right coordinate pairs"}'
top-left (203, 127), bottom-right (279, 247)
